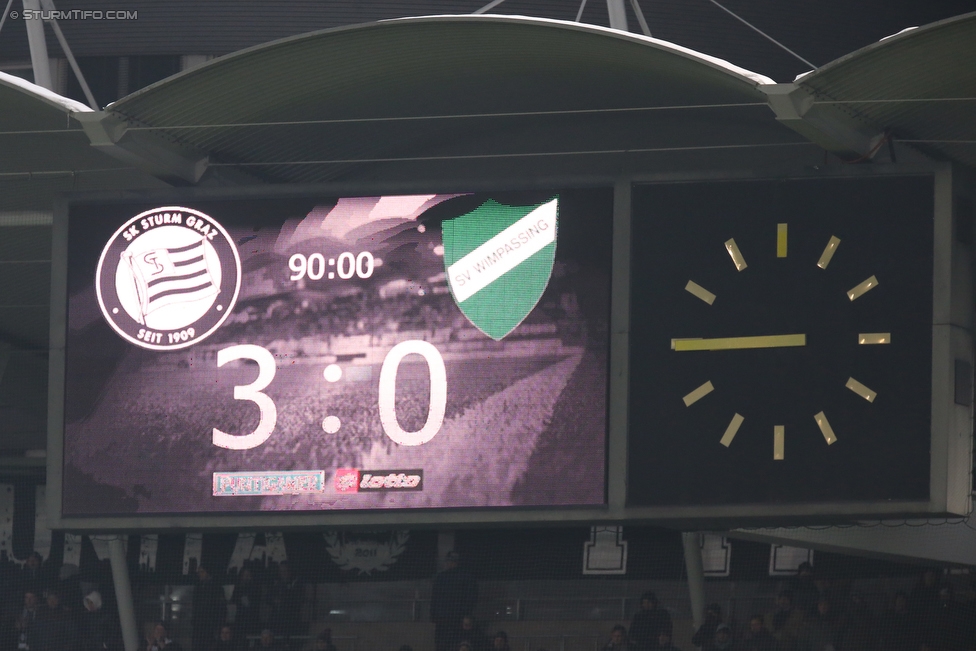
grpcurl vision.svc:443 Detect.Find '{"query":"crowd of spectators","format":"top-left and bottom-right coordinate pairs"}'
top-left (190, 560), bottom-right (308, 651)
top-left (0, 552), bottom-right (119, 651)
top-left (0, 552), bottom-right (319, 651)
top-left (604, 564), bottom-right (976, 651)
top-left (9, 549), bottom-right (976, 651)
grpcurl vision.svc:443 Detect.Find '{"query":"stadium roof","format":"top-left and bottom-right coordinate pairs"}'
top-left (0, 70), bottom-right (162, 209)
top-left (87, 15), bottom-right (810, 185)
top-left (789, 10), bottom-right (976, 169)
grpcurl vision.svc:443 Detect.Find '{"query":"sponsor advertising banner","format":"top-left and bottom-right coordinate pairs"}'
top-left (62, 189), bottom-right (611, 515)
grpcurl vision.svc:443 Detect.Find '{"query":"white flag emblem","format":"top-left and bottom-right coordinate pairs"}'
top-left (122, 238), bottom-right (219, 323)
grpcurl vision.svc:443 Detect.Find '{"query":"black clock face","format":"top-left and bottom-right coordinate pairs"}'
top-left (629, 176), bottom-right (934, 506)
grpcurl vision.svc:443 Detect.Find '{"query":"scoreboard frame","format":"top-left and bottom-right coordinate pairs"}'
top-left (46, 162), bottom-right (971, 531)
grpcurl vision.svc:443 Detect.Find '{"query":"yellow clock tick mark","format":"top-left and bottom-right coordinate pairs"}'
top-left (720, 413), bottom-right (744, 447)
top-left (672, 333), bottom-right (805, 351)
top-left (846, 377), bottom-right (877, 402)
top-left (847, 275), bottom-right (879, 301)
top-left (682, 381), bottom-right (714, 406)
top-left (773, 425), bottom-right (785, 460)
top-left (859, 332), bottom-right (890, 344)
top-left (814, 411), bottom-right (837, 445)
top-left (777, 223), bottom-right (788, 258)
top-left (684, 280), bottom-right (716, 305)
top-left (725, 238), bottom-right (747, 271)
top-left (817, 236), bottom-right (841, 269)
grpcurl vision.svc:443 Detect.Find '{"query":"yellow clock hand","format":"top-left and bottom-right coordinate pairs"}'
top-left (671, 334), bottom-right (806, 351)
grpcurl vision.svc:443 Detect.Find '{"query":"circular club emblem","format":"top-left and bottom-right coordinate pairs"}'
top-left (96, 206), bottom-right (241, 350)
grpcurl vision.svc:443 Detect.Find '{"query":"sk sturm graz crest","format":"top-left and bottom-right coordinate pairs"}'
top-left (443, 197), bottom-right (558, 340)
top-left (95, 206), bottom-right (241, 350)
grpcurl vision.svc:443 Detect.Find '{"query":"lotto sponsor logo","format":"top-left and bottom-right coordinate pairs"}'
top-left (360, 470), bottom-right (423, 491)
top-left (334, 468), bottom-right (360, 494)
top-left (334, 468), bottom-right (424, 493)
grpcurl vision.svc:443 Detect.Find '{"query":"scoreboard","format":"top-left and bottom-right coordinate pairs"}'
top-left (47, 167), bottom-right (971, 528)
top-left (57, 189), bottom-right (613, 517)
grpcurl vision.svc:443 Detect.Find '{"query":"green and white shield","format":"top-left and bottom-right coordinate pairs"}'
top-left (442, 197), bottom-right (558, 341)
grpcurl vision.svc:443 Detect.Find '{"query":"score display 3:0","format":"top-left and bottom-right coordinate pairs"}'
top-left (212, 339), bottom-right (448, 450)
top-left (289, 251), bottom-right (375, 281)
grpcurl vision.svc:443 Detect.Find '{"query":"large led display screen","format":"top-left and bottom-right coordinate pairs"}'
top-left (62, 189), bottom-right (611, 515)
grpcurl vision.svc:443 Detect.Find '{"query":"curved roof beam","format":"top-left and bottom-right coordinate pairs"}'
top-left (97, 15), bottom-right (787, 184)
top-left (762, 10), bottom-right (976, 163)
top-left (0, 70), bottom-right (90, 116)
top-left (0, 70), bottom-right (207, 184)
top-left (113, 15), bottom-right (776, 109)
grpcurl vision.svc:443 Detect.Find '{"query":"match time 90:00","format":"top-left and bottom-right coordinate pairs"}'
top-left (288, 251), bottom-right (374, 281)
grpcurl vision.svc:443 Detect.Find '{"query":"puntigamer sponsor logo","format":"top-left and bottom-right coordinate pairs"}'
top-left (333, 469), bottom-right (423, 493)
top-left (95, 206), bottom-right (241, 350)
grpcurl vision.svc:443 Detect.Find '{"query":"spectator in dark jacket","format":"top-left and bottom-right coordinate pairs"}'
top-left (836, 592), bottom-right (877, 651)
top-left (256, 630), bottom-right (283, 651)
top-left (656, 630), bottom-right (681, 651)
top-left (604, 625), bottom-right (632, 651)
top-left (81, 591), bottom-right (120, 651)
top-left (268, 563), bottom-right (304, 644)
top-left (430, 552), bottom-right (478, 651)
top-left (458, 616), bottom-right (486, 651)
top-left (712, 625), bottom-right (735, 651)
top-left (629, 592), bottom-right (671, 651)
top-left (146, 622), bottom-right (181, 651)
top-left (57, 566), bottom-right (83, 617)
top-left (192, 567), bottom-right (227, 651)
top-left (740, 615), bottom-right (776, 651)
top-left (14, 590), bottom-right (40, 651)
top-left (788, 563), bottom-right (820, 617)
top-left (798, 599), bottom-right (841, 651)
top-left (692, 604), bottom-right (723, 651)
top-left (879, 592), bottom-right (914, 651)
top-left (19, 554), bottom-right (45, 597)
top-left (491, 632), bottom-right (511, 651)
top-left (764, 591), bottom-right (804, 651)
top-left (230, 568), bottom-right (260, 636)
top-left (32, 589), bottom-right (77, 651)
top-left (212, 625), bottom-right (240, 651)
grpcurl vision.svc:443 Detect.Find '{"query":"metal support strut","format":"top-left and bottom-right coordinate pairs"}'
top-left (108, 537), bottom-right (140, 651)
top-left (682, 532), bottom-right (706, 632)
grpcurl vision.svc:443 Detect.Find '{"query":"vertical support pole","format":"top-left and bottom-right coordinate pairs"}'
top-left (38, 6), bottom-right (99, 109)
top-left (682, 532), bottom-right (705, 631)
top-left (109, 537), bottom-right (140, 651)
top-left (606, 0), bottom-right (629, 31)
top-left (607, 180), bottom-right (631, 515)
top-left (21, 0), bottom-right (52, 89)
